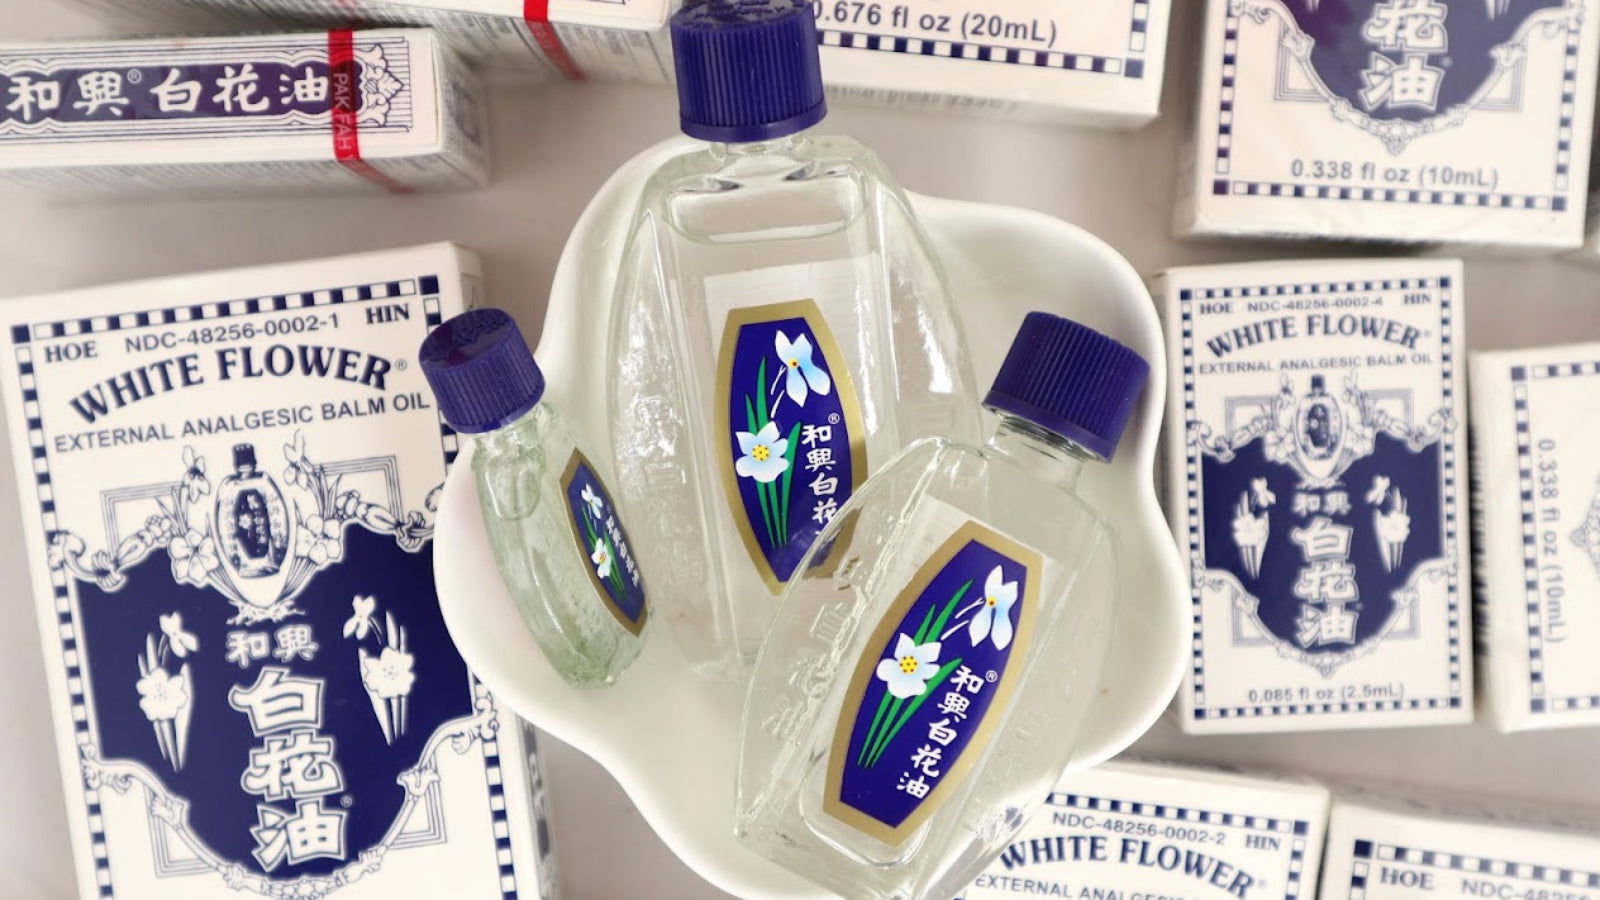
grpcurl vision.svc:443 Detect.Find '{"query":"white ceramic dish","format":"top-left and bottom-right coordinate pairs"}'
top-left (434, 138), bottom-right (1187, 899)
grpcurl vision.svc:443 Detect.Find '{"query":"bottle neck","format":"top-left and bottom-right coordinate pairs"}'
top-left (469, 402), bottom-right (549, 452)
top-left (709, 133), bottom-right (808, 164)
top-left (983, 412), bottom-right (1100, 491)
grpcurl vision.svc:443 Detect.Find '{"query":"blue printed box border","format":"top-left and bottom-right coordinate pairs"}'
top-left (1345, 839), bottom-right (1600, 893)
top-left (820, 0), bottom-right (1152, 80)
top-left (1210, 1), bottom-right (1583, 211)
top-left (1509, 359), bottom-right (1600, 716)
top-left (1179, 276), bottom-right (1464, 721)
top-left (9, 277), bottom-right (519, 899)
top-left (1048, 791), bottom-right (1314, 900)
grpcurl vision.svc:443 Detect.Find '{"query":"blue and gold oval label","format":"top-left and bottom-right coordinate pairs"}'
top-left (825, 520), bottom-right (1042, 845)
top-left (560, 449), bottom-right (647, 635)
top-left (715, 299), bottom-right (866, 593)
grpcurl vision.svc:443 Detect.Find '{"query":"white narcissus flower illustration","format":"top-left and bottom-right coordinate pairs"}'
top-left (360, 646), bottom-right (416, 700)
top-left (159, 612), bottom-right (199, 658)
top-left (734, 421), bottom-right (789, 484)
top-left (282, 431), bottom-right (310, 487)
top-left (136, 668), bottom-right (188, 721)
top-left (875, 634), bottom-right (943, 699)
top-left (295, 513), bottom-right (343, 565)
top-left (774, 331), bottom-right (832, 405)
top-left (169, 529), bottom-right (220, 587)
top-left (967, 565), bottom-right (1019, 650)
top-left (581, 483), bottom-right (605, 520)
top-left (180, 446), bottom-right (210, 503)
top-left (344, 595), bottom-right (376, 640)
top-left (1366, 475), bottom-right (1392, 506)
top-left (591, 539), bottom-right (613, 580)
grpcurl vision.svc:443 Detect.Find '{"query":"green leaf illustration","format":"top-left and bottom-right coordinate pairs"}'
top-left (859, 690), bottom-right (897, 767)
top-left (777, 421), bottom-right (801, 546)
top-left (861, 695), bottom-right (904, 767)
top-left (755, 358), bottom-right (769, 429)
top-left (867, 657), bottom-right (963, 768)
top-left (745, 394), bottom-right (778, 548)
top-left (928, 580), bottom-right (974, 643)
top-left (605, 534), bottom-right (626, 595)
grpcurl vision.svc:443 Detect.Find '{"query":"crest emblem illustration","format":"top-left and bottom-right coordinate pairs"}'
top-left (824, 522), bottom-right (1039, 845)
top-left (1190, 373), bottom-right (1456, 675)
top-left (715, 298), bottom-right (867, 593)
top-left (1235, 0), bottom-right (1581, 152)
top-left (1573, 479), bottom-right (1600, 575)
top-left (50, 433), bottom-right (500, 898)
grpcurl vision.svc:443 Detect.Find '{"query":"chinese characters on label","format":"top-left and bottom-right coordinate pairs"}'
top-left (229, 667), bottom-right (348, 871)
top-left (1360, 0), bottom-right (1449, 112)
top-left (2, 60), bottom-right (359, 127)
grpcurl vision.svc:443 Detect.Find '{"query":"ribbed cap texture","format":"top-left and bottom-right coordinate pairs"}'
top-left (984, 312), bottom-right (1150, 461)
top-left (671, 0), bottom-right (827, 142)
top-left (418, 308), bottom-right (545, 435)
top-left (233, 443), bottom-right (257, 469)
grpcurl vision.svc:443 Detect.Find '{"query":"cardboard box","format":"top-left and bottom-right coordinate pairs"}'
top-left (1156, 259), bottom-right (1472, 733)
top-left (1470, 342), bottom-right (1600, 732)
top-left (0, 243), bottom-right (557, 900)
top-left (0, 29), bottom-right (487, 196)
top-left (816, 0), bottom-right (1171, 126)
top-left (93, 0), bottom-right (676, 81)
top-left (954, 760), bottom-right (1330, 900)
top-left (1321, 788), bottom-right (1600, 900)
top-left (1177, 0), bottom-right (1600, 247)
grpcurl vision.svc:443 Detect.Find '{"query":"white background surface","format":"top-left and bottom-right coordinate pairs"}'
top-left (1, 1), bottom-right (1599, 898)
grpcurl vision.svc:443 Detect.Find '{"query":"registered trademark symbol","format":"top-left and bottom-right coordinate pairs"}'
top-left (828, 413), bottom-right (840, 425)
top-left (395, 358), bottom-right (408, 370)
top-left (341, 795), bottom-right (353, 808)
top-left (985, 670), bottom-right (998, 683)
top-left (126, 69), bottom-right (143, 84)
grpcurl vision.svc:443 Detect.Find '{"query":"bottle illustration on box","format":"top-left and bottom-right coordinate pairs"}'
top-left (422, 308), bottom-right (647, 687)
top-left (215, 443), bottom-right (291, 579)
top-left (736, 313), bottom-right (1148, 900)
top-left (607, 0), bottom-right (979, 679)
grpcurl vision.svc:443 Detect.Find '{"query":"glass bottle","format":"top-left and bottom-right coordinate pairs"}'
top-left (421, 308), bottom-right (648, 688)
top-left (736, 313), bottom-right (1150, 900)
top-left (215, 443), bottom-right (289, 578)
top-left (608, 0), bottom-right (979, 679)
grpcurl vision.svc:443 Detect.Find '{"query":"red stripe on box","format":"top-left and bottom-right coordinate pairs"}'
top-left (524, 0), bottom-right (586, 81)
top-left (328, 29), bottom-right (414, 194)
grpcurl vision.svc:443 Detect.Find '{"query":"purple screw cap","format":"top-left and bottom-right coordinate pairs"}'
top-left (671, 0), bottom-right (828, 143)
top-left (983, 313), bottom-right (1151, 461)
top-left (418, 308), bottom-right (545, 434)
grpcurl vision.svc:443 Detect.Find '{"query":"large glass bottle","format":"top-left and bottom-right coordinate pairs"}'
top-left (736, 313), bottom-right (1150, 900)
top-left (421, 309), bottom-right (648, 688)
top-left (608, 0), bottom-right (979, 679)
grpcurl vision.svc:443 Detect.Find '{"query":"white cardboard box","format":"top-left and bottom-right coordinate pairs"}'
top-left (0, 30), bottom-right (489, 196)
top-left (1156, 259), bottom-right (1472, 734)
top-left (954, 760), bottom-right (1331, 900)
top-left (0, 243), bottom-right (557, 900)
top-left (1176, 0), bottom-right (1600, 247)
top-left (816, 0), bottom-right (1171, 126)
top-left (1470, 342), bottom-right (1600, 732)
top-left (111, 0), bottom-right (1172, 124)
top-left (94, 0), bottom-right (676, 81)
top-left (1320, 789), bottom-right (1600, 900)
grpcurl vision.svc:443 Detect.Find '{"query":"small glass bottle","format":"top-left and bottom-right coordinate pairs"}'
top-left (215, 442), bottom-right (289, 578)
top-left (421, 308), bottom-right (648, 687)
top-left (736, 313), bottom-right (1150, 900)
top-left (608, 0), bottom-right (979, 679)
